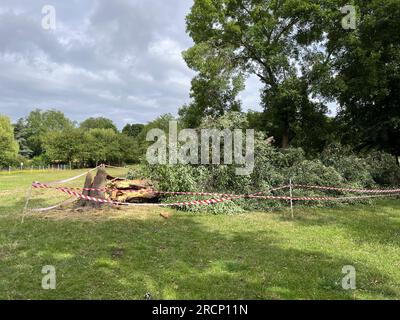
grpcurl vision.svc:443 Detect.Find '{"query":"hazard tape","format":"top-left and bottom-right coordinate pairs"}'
top-left (31, 182), bottom-right (285, 207)
top-left (43, 166), bottom-right (101, 186)
top-left (32, 182), bottom-right (239, 207)
top-left (32, 182), bottom-right (236, 197)
top-left (29, 197), bottom-right (77, 212)
top-left (31, 182), bottom-right (289, 197)
top-left (248, 194), bottom-right (400, 201)
top-left (38, 164), bottom-right (129, 187)
top-left (33, 181), bottom-right (400, 195)
top-left (32, 183), bottom-right (151, 194)
top-left (31, 181), bottom-right (400, 208)
top-left (103, 164), bottom-right (128, 169)
top-left (293, 184), bottom-right (400, 194)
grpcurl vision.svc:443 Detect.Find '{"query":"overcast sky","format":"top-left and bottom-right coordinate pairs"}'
top-left (0, 0), bottom-right (264, 129)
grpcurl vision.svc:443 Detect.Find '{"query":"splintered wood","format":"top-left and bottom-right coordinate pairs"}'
top-left (77, 167), bottom-right (158, 207)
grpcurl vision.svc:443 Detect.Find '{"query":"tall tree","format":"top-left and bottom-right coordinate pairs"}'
top-left (122, 123), bottom-right (145, 138)
top-left (13, 118), bottom-right (33, 157)
top-left (0, 115), bottom-right (19, 166)
top-left (184, 0), bottom-right (338, 147)
top-left (135, 114), bottom-right (177, 161)
top-left (325, 0), bottom-right (400, 164)
top-left (262, 77), bottom-right (332, 152)
top-left (180, 44), bottom-right (244, 127)
top-left (80, 117), bottom-right (118, 132)
top-left (24, 109), bottom-right (74, 156)
top-left (82, 129), bottom-right (123, 166)
top-left (42, 128), bottom-right (82, 164)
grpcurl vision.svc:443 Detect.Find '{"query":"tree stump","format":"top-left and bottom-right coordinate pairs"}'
top-left (77, 172), bottom-right (93, 207)
top-left (91, 167), bottom-right (108, 208)
top-left (75, 167), bottom-right (158, 208)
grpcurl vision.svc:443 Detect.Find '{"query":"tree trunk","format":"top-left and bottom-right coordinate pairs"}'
top-left (90, 167), bottom-right (108, 208)
top-left (78, 172), bottom-right (93, 207)
top-left (281, 125), bottom-right (289, 149)
top-left (75, 167), bottom-right (158, 208)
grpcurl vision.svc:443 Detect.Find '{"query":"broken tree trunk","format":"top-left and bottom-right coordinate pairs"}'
top-left (75, 167), bottom-right (158, 208)
top-left (106, 178), bottom-right (158, 203)
top-left (91, 167), bottom-right (108, 208)
top-left (77, 171), bottom-right (93, 207)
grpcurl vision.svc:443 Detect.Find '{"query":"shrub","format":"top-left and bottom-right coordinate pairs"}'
top-left (144, 164), bottom-right (209, 192)
top-left (289, 159), bottom-right (343, 187)
top-left (126, 165), bottom-right (147, 180)
top-left (144, 141), bottom-right (366, 213)
top-left (140, 114), bottom-right (397, 214)
top-left (30, 154), bottom-right (50, 167)
top-left (321, 144), bottom-right (400, 187)
top-left (366, 151), bottom-right (400, 186)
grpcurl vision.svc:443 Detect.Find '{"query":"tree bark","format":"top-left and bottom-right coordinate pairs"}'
top-left (75, 167), bottom-right (158, 208)
top-left (78, 172), bottom-right (93, 207)
top-left (90, 167), bottom-right (108, 208)
top-left (281, 125), bottom-right (289, 149)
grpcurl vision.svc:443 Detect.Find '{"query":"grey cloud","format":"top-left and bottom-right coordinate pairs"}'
top-left (0, 0), bottom-right (262, 129)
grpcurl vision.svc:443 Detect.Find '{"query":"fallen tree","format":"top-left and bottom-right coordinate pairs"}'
top-left (77, 167), bottom-right (158, 208)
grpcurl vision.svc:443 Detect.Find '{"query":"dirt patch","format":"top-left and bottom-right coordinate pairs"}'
top-left (160, 211), bottom-right (171, 219)
top-left (24, 205), bottom-right (174, 222)
top-left (111, 247), bottom-right (125, 259)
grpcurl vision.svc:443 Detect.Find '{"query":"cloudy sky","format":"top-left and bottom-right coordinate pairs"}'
top-left (0, 0), bottom-right (263, 129)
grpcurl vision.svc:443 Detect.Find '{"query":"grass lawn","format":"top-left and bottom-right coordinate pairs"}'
top-left (0, 169), bottom-right (399, 299)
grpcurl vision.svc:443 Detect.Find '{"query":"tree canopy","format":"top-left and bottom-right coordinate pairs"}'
top-left (23, 109), bottom-right (74, 157)
top-left (122, 123), bottom-right (145, 138)
top-left (181, 0), bottom-right (399, 161)
top-left (80, 117), bottom-right (118, 132)
top-left (182, 0), bottom-right (342, 147)
top-left (326, 0), bottom-right (400, 163)
top-left (0, 115), bottom-right (19, 167)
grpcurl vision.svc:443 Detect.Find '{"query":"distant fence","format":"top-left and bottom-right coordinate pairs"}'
top-left (0, 164), bottom-right (73, 173)
top-left (0, 163), bottom-right (129, 173)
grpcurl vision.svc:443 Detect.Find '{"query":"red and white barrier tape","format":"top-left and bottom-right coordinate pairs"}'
top-left (32, 183), bottom-right (151, 194)
top-left (293, 184), bottom-right (400, 194)
top-left (248, 194), bottom-right (400, 201)
top-left (29, 197), bottom-right (77, 212)
top-left (38, 164), bottom-right (128, 187)
top-left (251, 185), bottom-right (290, 195)
top-left (103, 164), bottom-right (128, 169)
top-left (31, 181), bottom-right (400, 208)
top-left (32, 182), bottom-right (239, 207)
top-left (31, 182), bottom-right (281, 206)
top-left (43, 166), bottom-right (101, 186)
top-left (32, 182), bottom-right (242, 198)
top-left (31, 182), bottom-right (289, 197)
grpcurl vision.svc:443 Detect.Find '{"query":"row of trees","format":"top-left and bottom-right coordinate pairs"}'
top-left (0, 110), bottom-right (147, 168)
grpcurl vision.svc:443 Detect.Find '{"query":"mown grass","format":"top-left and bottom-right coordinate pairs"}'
top-left (0, 170), bottom-right (399, 299)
